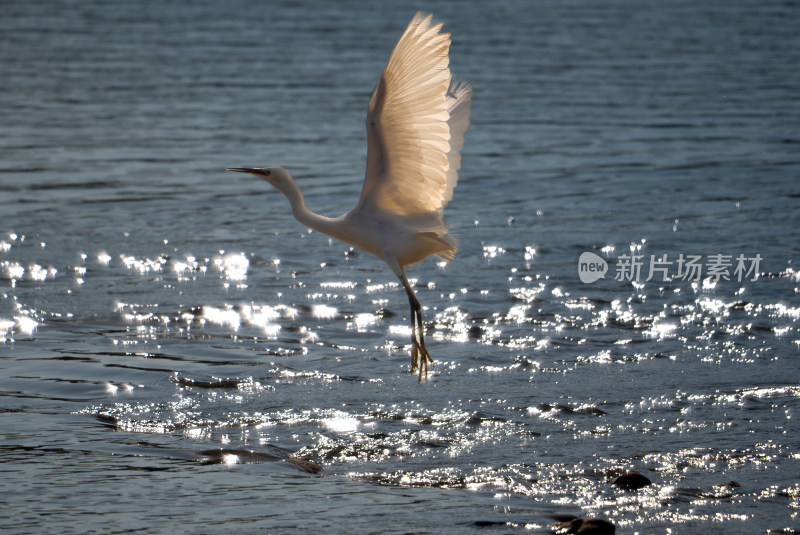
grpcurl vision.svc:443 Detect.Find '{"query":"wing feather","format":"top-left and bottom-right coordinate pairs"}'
top-left (356, 13), bottom-right (457, 221)
top-left (442, 78), bottom-right (473, 206)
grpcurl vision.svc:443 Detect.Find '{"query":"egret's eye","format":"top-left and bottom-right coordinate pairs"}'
top-left (264, 170), bottom-right (271, 176)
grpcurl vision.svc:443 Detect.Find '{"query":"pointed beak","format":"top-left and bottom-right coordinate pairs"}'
top-left (227, 167), bottom-right (267, 176)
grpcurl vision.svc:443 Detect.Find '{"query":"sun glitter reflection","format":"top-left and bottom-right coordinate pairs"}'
top-left (120, 254), bottom-right (168, 274)
top-left (351, 313), bottom-right (379, 331)
top-left (28, 264), bottom-right (57, 281)
top-left (0, 319), bottom-right (16, 342)
top-left (312, 304), bottom-right (338, 320)
top-left (214, 252), bottom-right (249, 281)
top-left (222, 453), bottom-right (240, 466)
top-left (198, 304), bottom-right (283, 336)
top-left (2, 262), bottom-right (25, 283)
top-left (482, 245), bottom-right (506, 260)
top-left (201, 306), bottom-right (242, 330)
top-left (15, 315), bottom-right (38, 336)
top-left (172, 255), bottom-right (208, 280)
top-left (644, 322), bottom-right (678, 339)
top-left (322, 412), bottom-right (360, 434)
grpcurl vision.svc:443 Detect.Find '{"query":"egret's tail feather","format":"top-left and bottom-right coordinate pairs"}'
top-left (429, 232), bottom-right (458, 262)
top-left (435, 247), bottom-right (457, 262)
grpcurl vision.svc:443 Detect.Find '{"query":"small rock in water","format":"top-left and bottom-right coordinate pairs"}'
top-left (474, 520), bottom-right (507, 527)
top-left (552, 517), bottom-right (615, 534)
top-left (612, 471), bottom-right (652, 490)
top-left (285, 457), bottom-right (322, 473)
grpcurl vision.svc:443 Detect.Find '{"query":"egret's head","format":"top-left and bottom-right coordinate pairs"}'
top-left (227, 166), bottom-right (292, 191)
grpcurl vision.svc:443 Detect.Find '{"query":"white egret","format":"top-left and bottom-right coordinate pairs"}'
top-left (229, 12), bottom-right (472, 380)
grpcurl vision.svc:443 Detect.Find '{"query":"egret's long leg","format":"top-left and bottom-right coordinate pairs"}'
top-left (413, 297), bottom-right (433, 380)
top-left (406, 295), bottom-right (420, 371)
top-left (397, 269), bottom-right (433, 381)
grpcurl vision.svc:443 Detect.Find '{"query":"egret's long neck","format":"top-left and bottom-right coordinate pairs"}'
top-left (276, 176), bottom-right (342, 237)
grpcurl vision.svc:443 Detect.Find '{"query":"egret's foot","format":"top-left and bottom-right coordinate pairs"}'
top-left (411, 341), bottom-right (434, 382)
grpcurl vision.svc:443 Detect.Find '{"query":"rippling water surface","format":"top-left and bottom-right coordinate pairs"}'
top-left (2, 1), bottom-right (799, 533)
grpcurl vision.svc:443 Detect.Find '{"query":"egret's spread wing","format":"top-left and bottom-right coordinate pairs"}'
top-left (357, 13), bottom-right (454, 219)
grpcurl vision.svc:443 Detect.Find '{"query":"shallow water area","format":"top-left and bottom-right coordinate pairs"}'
top-left (2, 0), bottom-right (800, 533)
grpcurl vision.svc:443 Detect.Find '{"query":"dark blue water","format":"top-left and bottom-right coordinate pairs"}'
top-left (2, 1), bottom-right (799, 533)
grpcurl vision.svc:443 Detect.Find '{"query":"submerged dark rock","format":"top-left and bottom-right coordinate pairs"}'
top-left (552, 517), bottom-right (615, 534)
top-left (536, 403), bottom-right (607, 416)
top-left (612, 471), bottom-right (652, 491)
top-left (474, 520), bottom-right (507, 527)
top-left (468, 325), bottom-right (484, 339)
top-left (284, 457), bottom-right (323, 473)
top-left (466, 411), bottom-right (507, 425)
